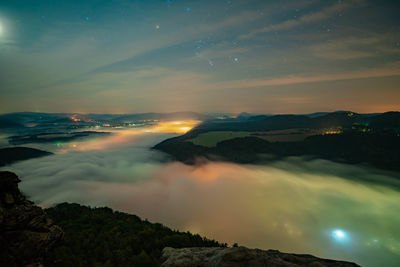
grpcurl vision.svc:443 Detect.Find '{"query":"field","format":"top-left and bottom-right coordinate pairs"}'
top-left (186, 129), bottom-right (323, 147)
top-left (186, 131), bottom-right (251, 147)
top-left (250, 129), bottom-right (320, 142)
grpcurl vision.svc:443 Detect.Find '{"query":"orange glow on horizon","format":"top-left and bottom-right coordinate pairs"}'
top-left (70, 115), bottom-right (81, 122)
top-left (57, 120), bottom-right (201, 153)
top-left (148, 120), bottom-right (201, 134)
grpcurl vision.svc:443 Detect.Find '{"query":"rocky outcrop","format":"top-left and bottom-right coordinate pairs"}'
top-left (0, 171), bottom-right (63, 267)
top-left (161, 247), bottom-right (360, 267)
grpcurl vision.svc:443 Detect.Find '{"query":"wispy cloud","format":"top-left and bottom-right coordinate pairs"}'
top-left (214, 62), bottom-right (400, 89)
top-left (308, 36), bottom-right (382, 60)
top-left (199, 10), bottom-right (261, 32)
top-left (302, 32), bottom-right (400, 60)
top-left (240, 0), bottom-right (365, 39)
top-left (183, 41), bottom-right (250, 65)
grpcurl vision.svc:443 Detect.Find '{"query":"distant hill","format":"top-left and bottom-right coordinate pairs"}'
top-left (0, 118), bottom-right (23, 128)
top-left (155, 133), bottom-right (400, 171)
top-left (194, 111), bottom-right (357, 133)
top-left (0, 112), bottom-right (73, 126)
top-left (0, 147), bottom-right (52, 167)
top-left (154, 111), bottom-right (400, 172)
top-left (0, 111), bottom-right (214, 126)
top-left (8, 131), bottom-right (110, 145)
top-left (186, 111), bottom-right (400, 133)
top-left (369, 111), bottom-right (400, 129)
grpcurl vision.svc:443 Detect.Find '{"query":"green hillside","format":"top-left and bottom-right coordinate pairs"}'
top-left (45, 203), bottom-right (225, 267)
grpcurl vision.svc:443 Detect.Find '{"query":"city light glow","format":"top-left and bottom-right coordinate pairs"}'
top-left (149, 120), bottom-right (200, 134)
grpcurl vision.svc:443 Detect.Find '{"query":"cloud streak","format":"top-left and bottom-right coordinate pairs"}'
top-left (240, 0), bottom-right (365, 39)
top-left (213, 62), bottom-right (400, 89)
top-left (306, 35), bottom-right (400, 60)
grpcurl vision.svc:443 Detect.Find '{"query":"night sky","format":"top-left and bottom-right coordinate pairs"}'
top-left (0, 0), bottom-right (399, 114)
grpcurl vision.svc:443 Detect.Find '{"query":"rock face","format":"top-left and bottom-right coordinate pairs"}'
top-left (161, 247), bottom-right (360, 267)
top-left (0, 171), bottom-right (63, 267)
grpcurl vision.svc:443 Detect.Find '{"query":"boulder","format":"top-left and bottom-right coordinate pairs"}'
top-left (161, 246), bottom-right (360, 267)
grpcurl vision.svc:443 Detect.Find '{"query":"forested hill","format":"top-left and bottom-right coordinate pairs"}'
top-left (154, 111), bottom-right (400, 172)
top-left (193, 111), bottom-right (400, 133)
top-left (44, 203), bottom-right (225, 266)
top-left (0, 147), bottom-right (52, 167)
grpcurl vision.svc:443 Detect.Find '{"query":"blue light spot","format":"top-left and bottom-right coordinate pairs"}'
top-left (234, 57), bottom-right (239, 62)
top-left (331, 229), bottom-right (350, 243)
top-left (186, 7), bottom-right (191, 12)
top-left (333, 230), bottom-right (345, 238)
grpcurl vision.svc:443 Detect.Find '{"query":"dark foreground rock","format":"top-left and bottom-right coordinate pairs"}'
top-left (161, 247), bottom-right (360, 267)
top-left (0, 171), bottom-right (64, 267)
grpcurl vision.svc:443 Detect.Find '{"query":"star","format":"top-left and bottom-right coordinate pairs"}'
top-left (156, 25), bottom-right (160, 30)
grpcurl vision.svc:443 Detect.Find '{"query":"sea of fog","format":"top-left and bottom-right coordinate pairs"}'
top-left (2, 124), bottom-right (400, 267)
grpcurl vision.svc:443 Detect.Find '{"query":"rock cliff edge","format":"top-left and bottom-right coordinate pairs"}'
top-left (161, 246), bottom-right (360, 267)
top-left (0, 171), bottom-right (63, 267)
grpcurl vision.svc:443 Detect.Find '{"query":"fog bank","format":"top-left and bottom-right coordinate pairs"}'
top-left (2, 132), bottom-right (400, 267)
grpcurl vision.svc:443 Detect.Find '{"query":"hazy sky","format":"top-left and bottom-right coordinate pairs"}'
top-left (0, 0), bottom-right (399, 114)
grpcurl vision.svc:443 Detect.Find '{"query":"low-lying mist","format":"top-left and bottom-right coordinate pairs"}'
top-left (2, 130), bottom-right (400, 267)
